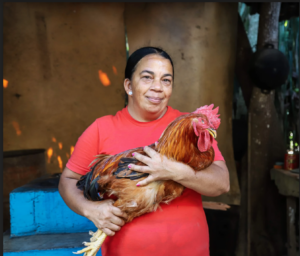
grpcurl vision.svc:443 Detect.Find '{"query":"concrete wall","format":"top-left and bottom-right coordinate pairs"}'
top-left (3, 3), bottom-right (127, 174)
top-left (125, 3), bottom-right (240, 205)
top-left (3, 3), bottom-right (240, 205)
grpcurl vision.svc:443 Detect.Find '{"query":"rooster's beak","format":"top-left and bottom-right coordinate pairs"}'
top-left (207, 128), bottom-right (217, 139)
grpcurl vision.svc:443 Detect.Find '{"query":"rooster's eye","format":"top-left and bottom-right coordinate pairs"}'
top-left (201, 120), bottom-right (204, 124)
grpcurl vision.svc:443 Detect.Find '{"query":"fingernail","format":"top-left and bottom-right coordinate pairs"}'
top-left (128, 164), bottom-right (132, 168)
top-left (132, 153), bottom-right (135, 156)
top-left (136, 183), bottom-right (140, 187)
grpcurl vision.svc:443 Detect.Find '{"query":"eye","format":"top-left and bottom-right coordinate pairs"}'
top-left (162, 78), bottom-right (172, 85)
top-left (201, 119), bottom-right (204, 124)
top-left (143, 76), bottom-right (151, 79)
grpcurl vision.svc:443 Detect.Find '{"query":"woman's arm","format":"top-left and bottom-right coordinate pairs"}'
top-left (128, 146), bottom-right (230, 197)
top-left (58, 167), bottom-right (128, 236)
top-left (166, 160), bottom-right (229, 197)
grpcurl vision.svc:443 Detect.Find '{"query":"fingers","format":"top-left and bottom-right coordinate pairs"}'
top-left (143, 145), bottom-right (158, 158)
top-left (102, 228), bottom-right (115, 237)
top-left (100, 221), bottom-right (121, 236)
top-left (131, 146), bottom-right (158, 163)
top-left (111, 206), bottom-right (128, 219)
top-left (136, 175), bottom-right (156, 187)
top-left (106, 202), bottom-right (127, 224)
top-left (110, 215), bottom-right (125, 227)
top-left (128, 164), bottom-right (150, 173)
top-left (130, 145), bottom-right (166, 184)
top-left (130, 146), bottom-right (159, 172)
top-left (131, 151), bottom-right (151, 166)
top-left (89, 200), bottom-right (127, 237)
top-left (106, 199), bottom-right (115, 205)
top-left (107, 221), bottom-right (122, 232)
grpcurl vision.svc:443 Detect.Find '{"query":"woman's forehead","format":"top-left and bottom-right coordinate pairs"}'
top-left (136, 54), bottom-right (173, 72)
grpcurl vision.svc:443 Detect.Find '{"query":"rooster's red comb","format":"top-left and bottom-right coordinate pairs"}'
top-left (192, 104), bottom-right (221, 129)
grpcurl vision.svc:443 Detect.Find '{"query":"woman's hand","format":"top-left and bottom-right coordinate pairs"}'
top-left (59, 167), bottom-right (128, 237)
top-left (129, 145), bottom-right (180, 186)
top-left (128, 146), bottom-right (230, 197)
top-left (85, 199), bottom-right (128, 237)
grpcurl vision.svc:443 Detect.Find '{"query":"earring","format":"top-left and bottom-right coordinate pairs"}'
top-left (128, 91), bottom-right (133, 95)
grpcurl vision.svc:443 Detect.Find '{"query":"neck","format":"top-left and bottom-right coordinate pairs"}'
top-left (127, 104), bottom-right (168, 122)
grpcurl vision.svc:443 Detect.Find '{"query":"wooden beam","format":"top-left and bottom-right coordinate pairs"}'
top-left (235, 13), bottom-right (255, 109)
top-left (202, 201), bottom-right (231, 211)
top-left (248, 3), bottom-right (287, 256)
top-left (235, 155), bottom-right (248, 256)
top-left (286, 197), bottom-right (298, 256)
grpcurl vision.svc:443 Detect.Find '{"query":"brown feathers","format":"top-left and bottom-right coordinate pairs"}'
top-left (157, 113), bottom-right (214, 171)
top-left (79, 112), bottom-right (215, 223)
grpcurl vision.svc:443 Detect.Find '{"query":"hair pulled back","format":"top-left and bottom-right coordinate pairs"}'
top-left (125, 46), bottom-right (174, 80)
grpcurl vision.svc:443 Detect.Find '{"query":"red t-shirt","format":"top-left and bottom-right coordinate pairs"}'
top-left (67, 106), bottom-right (224, 256)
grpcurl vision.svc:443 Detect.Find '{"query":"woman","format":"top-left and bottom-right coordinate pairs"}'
top-left (58, 47), bottom-right (230, 256)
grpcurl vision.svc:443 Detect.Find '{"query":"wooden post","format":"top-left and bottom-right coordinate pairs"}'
top-left (234, 13), bottom-right (254, 256)
top-left (235, 154), bottom-right (248, 256)
top-left (286, 197), bottom-right (298, 256)
top-left (235, 14), bottom-right (255, 109)
top-left (248, 3), bottom-right (287, 256)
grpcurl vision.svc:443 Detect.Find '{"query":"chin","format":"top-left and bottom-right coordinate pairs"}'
top-left (145, 103), bottom-right (166, 113)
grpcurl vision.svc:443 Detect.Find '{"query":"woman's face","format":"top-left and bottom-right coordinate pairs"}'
top-left (125, 54), bottom-right (173, 115)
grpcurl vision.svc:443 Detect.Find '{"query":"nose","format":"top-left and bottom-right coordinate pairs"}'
top-left (151, 78), bottom-right (163, 91)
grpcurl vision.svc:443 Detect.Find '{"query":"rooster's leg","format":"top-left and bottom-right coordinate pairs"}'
top-left (73, 229), bottom-right (107, 256)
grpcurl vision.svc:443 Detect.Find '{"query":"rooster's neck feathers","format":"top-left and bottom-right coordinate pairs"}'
top-left (157, 113), bottom-right (210, 165)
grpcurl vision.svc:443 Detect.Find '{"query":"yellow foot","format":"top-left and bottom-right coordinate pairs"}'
top-left (73, 229), bottom-right (107, 256)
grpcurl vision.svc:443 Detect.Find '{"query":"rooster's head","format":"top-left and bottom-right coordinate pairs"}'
top-left (192, 104), bottom-right (221, 152)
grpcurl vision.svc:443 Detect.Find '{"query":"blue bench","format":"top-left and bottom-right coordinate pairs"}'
top-left (3, 231), bottom-right (102, 256)
top-left (10, 176), bottom-right (96, 237)
top-left (5, 175), bottom-right (102, 256)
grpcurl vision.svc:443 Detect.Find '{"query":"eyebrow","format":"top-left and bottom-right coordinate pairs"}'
top-left (140, 70), bottom-right (173, 78)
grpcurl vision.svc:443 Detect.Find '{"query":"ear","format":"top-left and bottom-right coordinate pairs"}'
top-left (124, 78), bottom-right (132, 95)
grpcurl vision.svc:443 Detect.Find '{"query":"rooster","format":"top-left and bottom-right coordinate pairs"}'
top-left (73, 104), bottom-right (220, 256)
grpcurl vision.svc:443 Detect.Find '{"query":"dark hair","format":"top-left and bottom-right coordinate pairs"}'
top-left (125, 46), bottom-right (174, 80)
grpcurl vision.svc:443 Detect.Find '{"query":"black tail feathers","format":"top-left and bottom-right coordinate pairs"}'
top-left (76, 161), bottom-right (103, 201)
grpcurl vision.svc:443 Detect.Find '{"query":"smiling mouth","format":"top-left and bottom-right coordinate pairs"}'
top-left (146, 96), bottom-right (164, 104)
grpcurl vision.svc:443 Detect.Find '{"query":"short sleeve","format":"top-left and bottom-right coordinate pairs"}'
top-left (212, 139), bottom-right (225, 162)
top-left (66, 120), bottom-right (100, 175)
